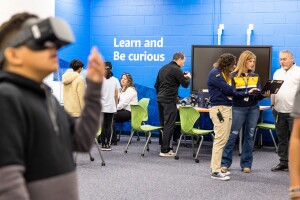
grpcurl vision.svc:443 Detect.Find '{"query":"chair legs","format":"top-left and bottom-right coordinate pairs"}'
top-left (109, 117), bottom-right (114, 146)
top-left (88, 152), bottom-right (94, 161)
top-left (194, 136), bottom-right (204, 163)
top-left (117, 123), bottom-right (123, 141)
top-left (174, 134), bottom-right (184, 159)
top-left (74, 152), bottom-right (78, 166)
top-left (254, 127), bottom-right (277, 152)
top-left (124, 130), bottom-right (135, 153)
top-left (117, 122), bottom-right (140, 142)
top-left (94, 138), bottom-right (106, 166)
top-left (174, 134), bottom-right (203, 163)
top-left (268, 129), bottom-right (278, 152)
top-left (73, 139), bottom-right (105, 167)
top-left (141, 131), bottom-right (152, 156)
top-left (124, 129), bottom-right (157, 156)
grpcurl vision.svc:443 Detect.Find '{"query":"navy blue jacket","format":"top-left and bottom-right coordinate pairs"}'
top-left (207, 68), bottom-right (234, 106)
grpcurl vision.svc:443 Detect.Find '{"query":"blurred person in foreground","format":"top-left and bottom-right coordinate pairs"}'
top-left (0, 12), bottom-right (105, 199)
top-left (289, 84), bottom-right (300, 200)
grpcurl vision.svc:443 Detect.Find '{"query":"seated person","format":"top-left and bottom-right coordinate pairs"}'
top-left (112, 72), bottom-right (138, 144)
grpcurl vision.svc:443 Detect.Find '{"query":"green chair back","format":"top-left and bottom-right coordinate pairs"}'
top-left (130, 104), bottom-right (147, 132)
top-left (179, 106), bottom-right (200, 134)
top-left (138, 98), bottom-right (150, 121)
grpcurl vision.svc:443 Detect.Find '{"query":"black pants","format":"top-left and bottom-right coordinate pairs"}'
top-left (158, 102), bottom-right (177, 153)
top-left (114, 109), bottom-right (131, 122)
top-left (272, 109), bottom-right (293, 166)
top-left (101, 113), bottom-right (114, 146)
top-left (112, 109), bottom-right (131, 142)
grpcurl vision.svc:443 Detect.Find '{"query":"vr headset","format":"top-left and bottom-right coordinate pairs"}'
top-left (0, 16), bottom-right (74, 65)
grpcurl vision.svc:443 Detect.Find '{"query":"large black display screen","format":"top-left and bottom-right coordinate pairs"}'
top-left (191, 45), bottom-right (272, 93)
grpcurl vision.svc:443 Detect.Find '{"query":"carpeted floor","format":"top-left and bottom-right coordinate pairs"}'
top-left (75, 136), bottom-right (288, 200)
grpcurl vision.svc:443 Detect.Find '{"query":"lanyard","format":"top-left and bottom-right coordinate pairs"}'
top-left (221, 72), bottom-right (231, 85)
top-left (241, 73), bottom-right (250, 93)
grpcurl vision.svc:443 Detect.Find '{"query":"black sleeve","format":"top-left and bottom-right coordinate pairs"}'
top-left (174, 68), bottom-right (190, 88)
top-left (154, 73), bottom-right (160, 94)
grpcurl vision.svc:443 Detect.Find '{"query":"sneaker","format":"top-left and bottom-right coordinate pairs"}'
top-left (159, 150), bottom-right (176, 157)
top-left (211, 172), bottom-right (230, 181)
top-left (105, 146), bottom-right (112, 151)
top-left (101, 145), bottom-right (107, 151)
top-left (242, 168), bottom-right (251, 173)
top-left (101, 145), bottom-right (112, 151)
top-left (221, 167), bottom-right (230, 175)
top-left (221, 170), bottom-right (231, 176)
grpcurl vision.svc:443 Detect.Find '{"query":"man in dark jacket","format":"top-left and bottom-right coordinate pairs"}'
top-left (0, 12), bottom-right (105, 199)
top-left (154, 52), bottom-right (191, 157)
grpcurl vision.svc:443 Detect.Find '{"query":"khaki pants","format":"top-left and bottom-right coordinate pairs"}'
top-left (209, 106), bottom-right (232, 173)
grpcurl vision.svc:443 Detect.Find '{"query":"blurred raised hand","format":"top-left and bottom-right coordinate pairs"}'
top-left (86, 47), bottom-right (105, 83)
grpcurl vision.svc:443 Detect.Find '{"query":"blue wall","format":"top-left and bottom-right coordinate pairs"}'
top-left (55, 0), bottom-right (91, 65)
top-left (56, 0), bottom-right (300, 125)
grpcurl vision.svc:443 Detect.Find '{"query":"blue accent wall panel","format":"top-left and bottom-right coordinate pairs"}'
top-left (55, 0), bottom-right (90, 67)
top-left (55, 0), bottom-right (300, 129)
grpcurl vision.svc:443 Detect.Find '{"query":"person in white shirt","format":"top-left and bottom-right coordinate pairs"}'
top-left (113, 72), bottom-right (138, 144)
top-left (100, 64), bottom-right (119, 150)
top-left (271, 50), bottom-right (300, 171)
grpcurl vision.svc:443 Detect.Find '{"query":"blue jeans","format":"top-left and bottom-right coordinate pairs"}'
top-left (221, 104), bottom-right (260, 169)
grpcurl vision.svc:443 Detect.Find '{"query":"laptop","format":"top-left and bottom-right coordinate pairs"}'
top-left (261, 80), bottom-right (284, 94)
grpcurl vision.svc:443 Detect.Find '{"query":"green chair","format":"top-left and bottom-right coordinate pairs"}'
top-left (254, 123), bottom-right (278, 152)
top-left (175, 106), bottom-right (214, 163)
top-left (124, 104), bottom-right (162, 156)
top-left (117, 98), bottom-right (150, 141)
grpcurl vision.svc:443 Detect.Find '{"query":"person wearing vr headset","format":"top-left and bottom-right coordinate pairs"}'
top-left (0, 12), bottom-right (105, 200)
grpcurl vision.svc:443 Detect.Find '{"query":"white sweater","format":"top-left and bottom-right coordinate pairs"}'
top-left (117, 87), bottom-right (138, 111)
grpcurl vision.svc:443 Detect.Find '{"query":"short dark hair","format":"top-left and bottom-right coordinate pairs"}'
top-left (173, 52), bottom-right (185, 61)
top-left (105, 68), bottom-right (113, 79)
top-left (70, 59), bottom-right (84, 71)
top-left (105, 61), bottom-right (112, 70)
top-left (0, 12), bottom-right (38, 69)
